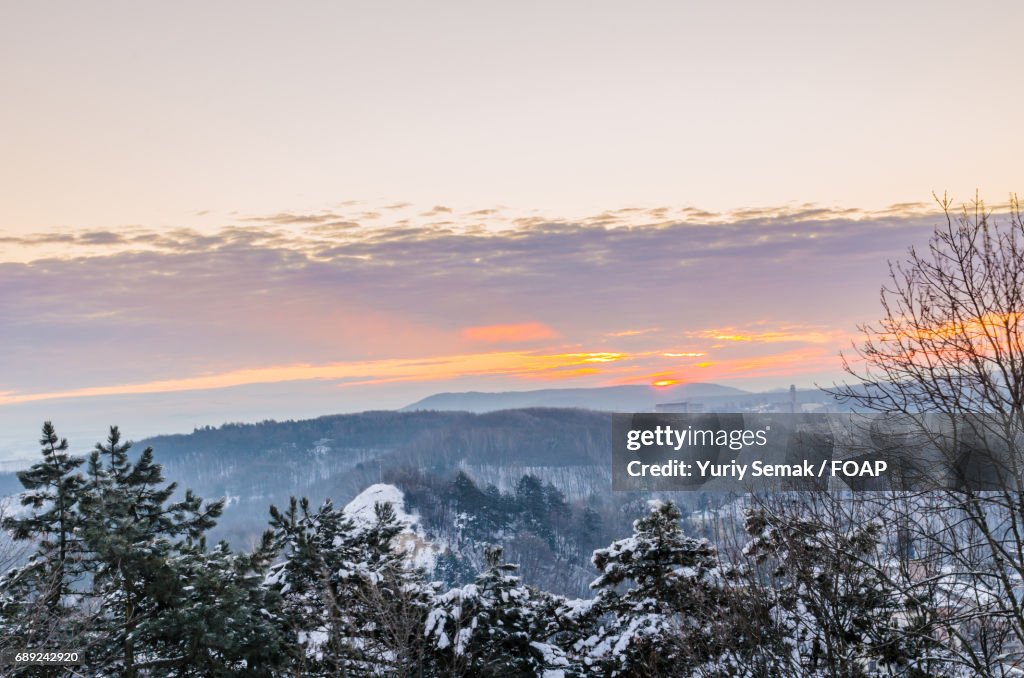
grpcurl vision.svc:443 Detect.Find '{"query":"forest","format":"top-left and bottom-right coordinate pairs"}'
top-left (3, 419), bottom-right (1024, 676)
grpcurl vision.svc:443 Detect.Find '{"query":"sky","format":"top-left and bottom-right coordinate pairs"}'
top-left (1, 2), bottom-right (1022, 459)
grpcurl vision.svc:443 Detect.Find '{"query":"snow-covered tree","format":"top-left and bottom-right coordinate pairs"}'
top-left (573, 500), bottom-right (724, 676)
top-left (742, 505), bottom-right (946, 677)
top-left (76, 426), bottom-right (225, 677)
top-left (265, 496), bottom-right (356, 674)
top-left (266, 496), bottom-right (433, 675)
top-left (0, 421), bottom-right (87, 647)
top-left (425, 545), bottom-right (572, 677)
top-left (141, 537), bottom-right (290, 676)
top-left (346, 501), bottom-right (436, 675)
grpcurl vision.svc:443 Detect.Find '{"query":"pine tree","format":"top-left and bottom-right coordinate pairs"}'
top-left (515, 475), bottom-right (556, 545)
top-left (481, 474), bottom-right (573, 553)
top-left (575, 506), bottom-right (604, 557)
top-left (346, 501), bottom-right (436, 675)
top-left (266, 496), bottom-right (434, 675)
top-left (0, 422), bottom-right (86, 647)
top-left (265, 496), bottom-right (358, 675)
top-left (143, 537), bottom-right (290, 677)
top-left (77, 426), bottom-right (224, 677)
top-left (742, 506), bottom-right (946, 677)
top-left (576, 500), bottom-right (723, 675)
top-left (425, 545), bottom-right (571, 677)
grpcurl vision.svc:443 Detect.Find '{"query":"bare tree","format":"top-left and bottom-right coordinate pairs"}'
top-left (833, 193), bottom-right (1024, 421)
top-left (351, 571), bottom-right (434, 676)
top-left (828, 193), bottom-right (1024, 674)
top-left (0, 500), bottom-right (79, 672)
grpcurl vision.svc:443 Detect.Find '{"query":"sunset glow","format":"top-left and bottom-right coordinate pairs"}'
top-left (2, 1), bottom-right (1020, 457)
top-left (462, 322), bottom-right (558, 343)
top-left (0, 350), bottom-right (638, 406)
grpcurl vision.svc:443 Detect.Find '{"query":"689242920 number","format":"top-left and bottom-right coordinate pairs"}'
top-left (1, 650), bottom-right (84, 666)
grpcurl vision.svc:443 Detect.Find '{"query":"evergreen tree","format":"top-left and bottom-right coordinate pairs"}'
top-left (425, 545), bottom-right (571, 677)
top-left (266, 496), bottom-right (434, 675)
top-left (482, 484), bottom-right (511, 534)
top-left (451, 471), bottom-right (485, 510)
top-left (516, 475), bottom-right (555, 544)
top-left (265, 496), bottom-right (358, 675)
top-left (575, 506), bottom-right (604, 557)
top-left (0, 422), bottom-right (86, 647)
top-left (77, 426), bottom-right (224, 677)
top-left (143, 536), bottom-right (289, 677)
top-left (575, 500), bottom-right (724, 675)
top-left (347, 502), bottom-right (436, 675)
top-left (742, 506), bottom-right (946, 677)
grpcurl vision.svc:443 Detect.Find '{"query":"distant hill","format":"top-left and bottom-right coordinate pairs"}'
top-left (401, 383), bottom-right (749, 413)
top-left (0, 409), bottom-right (615, 518)
top-left (0, 400), bottom-right (847, 595)
top-left (2, 409), bottom-right (614, 544)
top-left (0, 409), bottom-right (625, 596)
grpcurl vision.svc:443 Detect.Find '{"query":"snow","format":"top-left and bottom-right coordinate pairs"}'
top-left (556, 598), bottom-right (595, 623)
top-left (531, 641), bottom-right (570, 667)
top-left (436, 631), bottom-right (450, 650)
top-left (343, 483), bottom-right (443, 571)
top-left (297, 629), bottom-right (329, 661)
top-left (343, 483), bottom-right (412, 527)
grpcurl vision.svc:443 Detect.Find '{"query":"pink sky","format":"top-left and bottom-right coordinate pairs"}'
top-left (0, 203), bottom-right (937, 410)
top-left (1, 2), bottom-right (1021, 456)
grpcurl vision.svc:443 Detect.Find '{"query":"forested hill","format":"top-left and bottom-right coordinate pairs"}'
top-left (0, 409), bottom-right (613, 554)
top-left (2, 408), bottom-right (638, 598)
top-left (137, 407), bottom-right (611, 504)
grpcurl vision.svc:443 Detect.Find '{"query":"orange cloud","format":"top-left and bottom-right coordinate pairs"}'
top-left (606, 328), bottom-right (659, 337)
top-left (0, 350), bottom-right (629, 406)
top-left (692, 327), bottom-right (842, 345)
top-left (891, 312), bottom-right (1021, 346)
top-left (686, 348), bottom-right (834, 380)
top-left (873, 311), bottom-right (1024, 366)
top-left (607, 347), bottom-right (837, 386)
top-left (514, 367), bottom-right (603, 382)
top-left (462, 322), bottom-right (558, 343)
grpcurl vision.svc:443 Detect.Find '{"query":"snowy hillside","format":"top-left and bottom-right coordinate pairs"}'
top-left (343, 483), bottom-right (442, 571)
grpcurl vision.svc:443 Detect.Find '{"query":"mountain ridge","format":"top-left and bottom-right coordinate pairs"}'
top-left (401, 383), bottom-right (750, 413)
